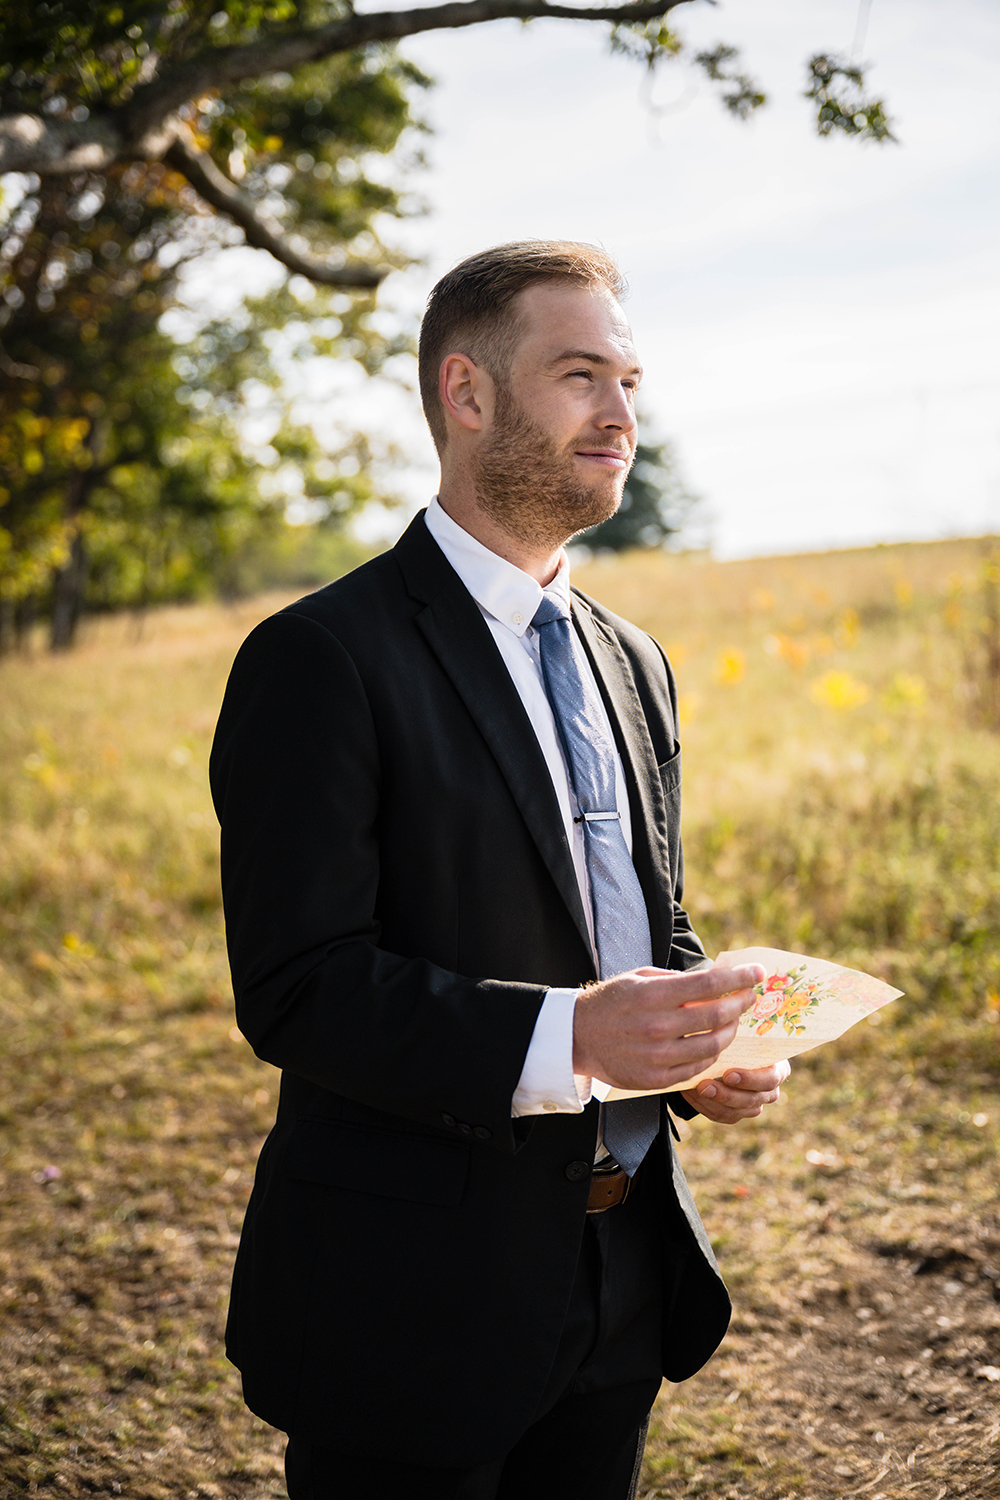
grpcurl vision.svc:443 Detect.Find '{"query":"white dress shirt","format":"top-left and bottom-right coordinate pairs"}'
top-left (423, 498), bottom-right (635, 1118)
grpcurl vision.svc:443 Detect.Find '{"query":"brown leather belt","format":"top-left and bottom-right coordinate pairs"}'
top-left (586, 1163), bottom-right (630, 1213)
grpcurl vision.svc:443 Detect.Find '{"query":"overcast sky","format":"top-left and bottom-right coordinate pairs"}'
top-left (198, 0), bottom-right (1000, 558)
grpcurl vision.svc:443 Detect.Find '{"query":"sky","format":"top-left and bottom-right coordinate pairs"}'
top-left (195, 0), bottom-right (1000, 559)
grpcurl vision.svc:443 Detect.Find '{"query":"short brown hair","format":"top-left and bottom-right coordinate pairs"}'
top-left (418, 240), bottom-right (627, 452)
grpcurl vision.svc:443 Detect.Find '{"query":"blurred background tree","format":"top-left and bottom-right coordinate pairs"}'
top-left (0, 1), bottom-right (425, 648)
top-left (585, 419), bottom-right (701, 552)
top-left (0, 1), bottom-right (892, 649)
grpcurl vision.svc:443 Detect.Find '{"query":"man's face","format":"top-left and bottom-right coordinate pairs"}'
top-left (472, 281), bottom-right (641, 553)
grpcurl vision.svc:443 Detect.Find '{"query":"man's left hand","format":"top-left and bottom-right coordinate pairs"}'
top-left (681, 1061), bottom-right (791, 1124)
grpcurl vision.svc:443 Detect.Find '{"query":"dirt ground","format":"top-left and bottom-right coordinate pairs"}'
top-left (2, 1072), bottom-right (997, 1500)
top-left (642, 1089), bottom-right (1000, 1500)
top-left (645, 1214), bottom-right (1000, 1498)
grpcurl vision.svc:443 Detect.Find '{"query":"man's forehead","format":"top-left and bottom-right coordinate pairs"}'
top-left (512, 281), bottom-right (638, 366)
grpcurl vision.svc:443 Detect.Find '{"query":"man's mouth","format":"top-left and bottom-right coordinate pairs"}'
top-left (575, 449), bottom-right (630, 469)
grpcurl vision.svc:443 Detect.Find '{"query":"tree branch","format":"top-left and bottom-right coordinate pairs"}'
top-left (0, 111), bottom-right (129, 176)
top-left (164, 134), bottom-right (386, 287)
top-left (0, 0), bottom-right (691, 174)
top-left (0, 342), bottom-right (41, 380)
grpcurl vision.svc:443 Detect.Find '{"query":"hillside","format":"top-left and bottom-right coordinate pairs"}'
top-left (1, 534), bottom-right (998, 1498)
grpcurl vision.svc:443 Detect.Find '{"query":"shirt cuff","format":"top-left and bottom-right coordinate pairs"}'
top-left (511, 988), bottom-right (593, 1116)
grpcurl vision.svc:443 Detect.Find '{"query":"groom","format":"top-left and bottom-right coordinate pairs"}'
top-left (210, 240), bottom-right (788, 1500)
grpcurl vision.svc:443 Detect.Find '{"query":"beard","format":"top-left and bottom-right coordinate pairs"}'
top-left (472, 386), bottom-right (631, 553)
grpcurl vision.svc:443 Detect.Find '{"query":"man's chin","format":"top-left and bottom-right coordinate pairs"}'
top-left (574, 484), bottom-right (623, 531)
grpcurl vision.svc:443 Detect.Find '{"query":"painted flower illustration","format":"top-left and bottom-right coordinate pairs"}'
top-left (743, 964), bottom-right (828, 1036)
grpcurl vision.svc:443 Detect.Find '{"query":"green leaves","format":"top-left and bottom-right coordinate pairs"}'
top-left (0, 0), bottom-right (426, 644)
top-left (805, 53), bottom-right (895, 144)
top-left (607, 26), bottom-right (766, 121)
top-left (609, 19), bottom-right (682, 70)
top-left (693, 45), bottom-right (766, 120)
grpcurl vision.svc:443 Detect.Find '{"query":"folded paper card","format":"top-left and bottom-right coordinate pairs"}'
top-left (594, 947), bottom-right (902, 1102)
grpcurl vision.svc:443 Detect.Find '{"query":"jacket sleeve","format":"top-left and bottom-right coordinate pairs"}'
top-left (209, 610), bottom-right (547, 1148)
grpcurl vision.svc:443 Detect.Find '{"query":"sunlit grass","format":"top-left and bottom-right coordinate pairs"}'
top-left (1, 541), bottom-right (998, 1497)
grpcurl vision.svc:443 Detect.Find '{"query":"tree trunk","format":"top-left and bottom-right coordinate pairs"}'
top-left (50, 525), bottom-right (89, 650)
top-left (0, 595), bottom-right (14, 656)
top-left (48, 429), bottom-right (97, 652)
top-left (16, 594), bottom-right (37, 652)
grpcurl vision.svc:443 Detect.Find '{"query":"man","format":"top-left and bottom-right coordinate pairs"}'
top-left (210, 241), bottom-right (788, 1500)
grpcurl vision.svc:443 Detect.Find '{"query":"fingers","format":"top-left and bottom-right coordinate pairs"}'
top-left (685, 1059), bottom-right (792, 1124)
top-left (646, 962), bottom-right (766, 1007)
top-left (696, 1081), bottom-right (776, 1115)
top-left (722, 1060), bottom-right (792, 1090)
top-left (642, 1014), bottom-right (744, 1088)
top-left (683, 1090), bottom-right (767, 1124)
top-left (572, 963), bottom-right (767, 1090)
top-left (641, 964), bottom-right (765, 1040)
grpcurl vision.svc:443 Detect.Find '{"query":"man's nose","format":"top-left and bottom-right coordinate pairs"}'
top-left (598, 384), bottom-right (637, 434)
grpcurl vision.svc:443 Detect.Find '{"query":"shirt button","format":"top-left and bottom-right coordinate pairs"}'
top-left (542, 1101), bottom-right (559, 1113)
top-left (512, 612), bottom-right (523, 626)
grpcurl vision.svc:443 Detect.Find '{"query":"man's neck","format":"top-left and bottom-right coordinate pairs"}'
top-left (435, 487), bottom-right (564, 587)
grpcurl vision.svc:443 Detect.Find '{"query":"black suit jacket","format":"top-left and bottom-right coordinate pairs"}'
top-left (209, 512), bottom-right (731, 1465)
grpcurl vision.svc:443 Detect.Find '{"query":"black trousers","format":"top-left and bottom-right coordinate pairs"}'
top-left (284, 1169), bottom-right (667, 1500)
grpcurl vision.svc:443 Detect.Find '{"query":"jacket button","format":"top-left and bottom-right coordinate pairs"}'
top-left (565, 1160), bottom-right (590, 1182)
top-left (473, 1126), bottom-right (492, 1141)
top-left (441, 1113), bottom-right (456, 1128)
top-left (458, 1122), bottom-right (472, 1135)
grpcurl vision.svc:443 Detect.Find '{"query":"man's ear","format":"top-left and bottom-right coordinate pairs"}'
top-left (439, 352), bottom-right (492, 434)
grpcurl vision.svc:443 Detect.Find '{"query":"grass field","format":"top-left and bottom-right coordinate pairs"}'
top-left (1, 535), bottom-right (998, 1498)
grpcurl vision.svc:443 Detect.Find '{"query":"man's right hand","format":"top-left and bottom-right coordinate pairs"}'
top-left (572, 963), bottom-right (766, 1093)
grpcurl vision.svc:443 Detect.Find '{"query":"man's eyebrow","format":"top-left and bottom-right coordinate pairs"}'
top-left (547, 348), bottom-right (643, 377)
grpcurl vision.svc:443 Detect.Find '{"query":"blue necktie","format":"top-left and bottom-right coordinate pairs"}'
top-left (532, 595), bottom-right (660, 1176)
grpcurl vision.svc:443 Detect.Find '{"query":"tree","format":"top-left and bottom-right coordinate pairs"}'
top-left (0, 161), bottom-right (406, 649)
top-left (585, 423), bottom-right (699, 552)
top-left (0, 3), bottom-right (893, 647)
top-left (0, 4), bottom-right (424, 648)
top-left (0, 3), bottom-right (893, 290)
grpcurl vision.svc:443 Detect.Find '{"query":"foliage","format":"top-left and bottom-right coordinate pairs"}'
top-left (0, 180), bottom-right (400, 647)
top-left (0, 3), bottom-right (897, 651)
top-left (0, 0), bottom-right (423, 647)
top-left (805, 52), bottom-right (895, 142)
top-left (585, 422), bottom-right (700, 552)
top-left (0, 2), bottom-right (894, 271)
top-left (608, 17), bottom-right (685, 70)
top-left (692, 43), bottom-right (767, 121)
top-left (0, 164), bottom-right (225, 645)
top-left (0, 0), bottom-right (429, 253)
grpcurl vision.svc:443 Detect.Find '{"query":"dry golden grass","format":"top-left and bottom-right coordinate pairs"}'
top-left (1, 539), bottom-right (998, 1498)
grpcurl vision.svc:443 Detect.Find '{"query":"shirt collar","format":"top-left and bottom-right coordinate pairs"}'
top-left (424, 496), bottom-right (571, 638)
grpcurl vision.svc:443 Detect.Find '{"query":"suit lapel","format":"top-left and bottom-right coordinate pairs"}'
top-left (395, 516), bottom-right (594, 964)
top-left (571, 594), bottom-right (675, 963)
